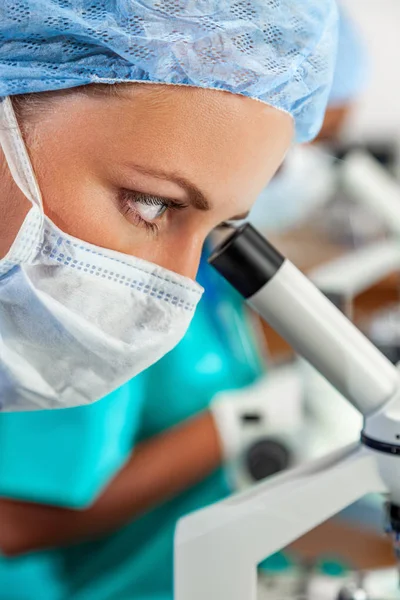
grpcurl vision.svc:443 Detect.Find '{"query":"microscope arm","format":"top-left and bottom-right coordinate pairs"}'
top-left (175, 444), bottom-right (386, 600)
top-left (309, 239), bottom-right (400, 302)
top-left (342, 151), bottom-right (400, 237)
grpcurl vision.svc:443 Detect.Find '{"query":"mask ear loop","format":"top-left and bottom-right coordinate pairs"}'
top-left (0, 97), bottom-right (43, 209)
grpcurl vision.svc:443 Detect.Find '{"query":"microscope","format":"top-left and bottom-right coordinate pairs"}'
top-left (175, 223), bottom-right (400, 600)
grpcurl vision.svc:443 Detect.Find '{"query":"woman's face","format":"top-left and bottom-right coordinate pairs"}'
top-left (4, 85), bottom-right (293, 278)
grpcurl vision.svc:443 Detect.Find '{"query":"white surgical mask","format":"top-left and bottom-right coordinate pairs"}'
top-left (0, 97), bottom-right (203, 411)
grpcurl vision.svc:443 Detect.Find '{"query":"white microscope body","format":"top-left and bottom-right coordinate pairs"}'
top-left (175, 224), bottom-right (400, 600)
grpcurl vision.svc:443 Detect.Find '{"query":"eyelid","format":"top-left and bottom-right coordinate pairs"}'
top-left (121, 189), bottom-right (188, 210)
top-left (118, 188), bottom-right (189, 236)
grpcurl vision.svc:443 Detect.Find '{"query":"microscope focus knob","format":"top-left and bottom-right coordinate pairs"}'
top-left (337, 584), bottom-right (369, 600)
top-left (245, 439), bottom-right (291, 482)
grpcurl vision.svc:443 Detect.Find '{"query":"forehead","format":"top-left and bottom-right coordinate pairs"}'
top-left (125, 86), bottom-right (290, 192)
top-left (50, 84), bottom-right (294, 214)
top-left (113, 84), bottom-right (292, 163)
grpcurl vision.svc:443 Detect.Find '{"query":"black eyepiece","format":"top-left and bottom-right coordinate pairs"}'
top-left (209, 223), bottom-right (285, 298)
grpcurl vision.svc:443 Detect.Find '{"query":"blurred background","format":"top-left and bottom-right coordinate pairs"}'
top-left (249, 1), bottom-right (400, 597)
top-left (2, 2), bottom-right (400, 600)
top-left (338, 0), bottom-right (400, 151)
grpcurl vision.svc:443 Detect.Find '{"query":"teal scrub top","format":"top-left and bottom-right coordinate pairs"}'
top-left (0, 257), bottom-right (263, 599)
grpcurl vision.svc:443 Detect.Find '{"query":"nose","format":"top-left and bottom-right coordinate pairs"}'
top-left (163, 235), bottom-right (204, 280)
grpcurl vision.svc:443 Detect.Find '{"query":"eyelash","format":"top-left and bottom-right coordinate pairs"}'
top-left (119, 189), bottom-right (187, 234)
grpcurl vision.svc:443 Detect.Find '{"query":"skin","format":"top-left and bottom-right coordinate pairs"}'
top-left (0, 84), bottom-right (293, 277)
top-left (314, 103), bottom-right (352, 143)
top-left (0, 84), bottom-right (293, 556)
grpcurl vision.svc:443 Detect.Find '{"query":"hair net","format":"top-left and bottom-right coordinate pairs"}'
top-left (329, 5), bottom-right (368, 106)
top-left (0, 0), bottom-right (338, 142)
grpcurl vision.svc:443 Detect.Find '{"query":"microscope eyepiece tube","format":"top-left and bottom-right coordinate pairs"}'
top-left (210, 224), bottom-right (399, 416)
top-left (210, 224), bottom-right (285, 298)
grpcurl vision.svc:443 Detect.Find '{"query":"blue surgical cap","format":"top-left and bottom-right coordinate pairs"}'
top-left (329, 5), bottom-right (368, 105)
top-left (0, 0), bottom-right (338, 142)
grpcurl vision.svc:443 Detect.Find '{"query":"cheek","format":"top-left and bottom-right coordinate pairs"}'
top-left (41, 178), bottom-right (128, 249)
top-left (36, 160), bottom-right (208, 278)
top-left (26, 122), bottom-right (128, 251)
top-left (29, 144), bottom-right (141, 253)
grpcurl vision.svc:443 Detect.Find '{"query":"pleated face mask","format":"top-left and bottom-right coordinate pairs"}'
top-left (0, 97), bottom-right (203, 411)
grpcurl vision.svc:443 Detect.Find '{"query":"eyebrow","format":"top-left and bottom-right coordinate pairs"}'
top-left (127, 163), bottom-right (211, 211)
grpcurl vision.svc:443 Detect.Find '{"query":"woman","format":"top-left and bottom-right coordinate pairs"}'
top-left (0, 0), bottom-right (338, 412)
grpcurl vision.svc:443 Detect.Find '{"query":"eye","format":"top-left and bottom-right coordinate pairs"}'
top-left (118, 189), bottom-right (186, 233)
top-left (120, 190), bottom-right (168, 221)
top-left (135, 196), bottom-right (168, 221)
